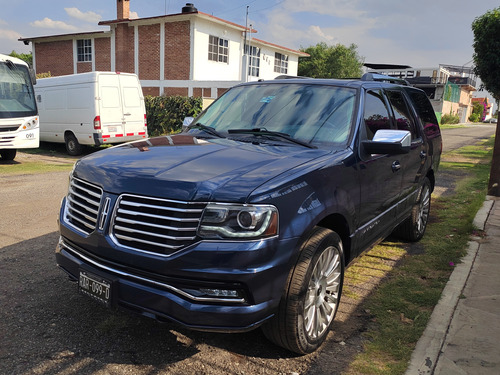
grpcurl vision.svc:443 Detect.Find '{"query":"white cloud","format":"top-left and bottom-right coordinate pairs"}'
top-left (30, 17), bottom-right (78, 31)
top-left (0, 28), bottom-right (21, 41)
top-left (65, 8), bottom-right (102, 23)
top-left (280, 0), bottom-right (367, 19)
top-left (308, 25), bottom-right (336, 43)
top-left (254, 0), bottom-right (491, 67)
top-left (130, 11), bottom-right (139, 19)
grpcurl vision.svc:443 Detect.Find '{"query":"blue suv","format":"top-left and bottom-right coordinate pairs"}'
top-left (56, 74), bottom-right (441, 354)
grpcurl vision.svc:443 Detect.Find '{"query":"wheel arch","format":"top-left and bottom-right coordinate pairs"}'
top-left (426, 169), bottom-right (436, 193)
top-left (64, 130), bottom-right (76, 140)
top-left (316, 213), bottom-right (351, 264)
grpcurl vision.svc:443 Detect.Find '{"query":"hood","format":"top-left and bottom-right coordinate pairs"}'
top-left (74, 134), bottom-right (330, 202)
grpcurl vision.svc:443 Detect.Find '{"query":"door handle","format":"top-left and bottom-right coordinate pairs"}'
top-left (392, 161), bottom-right (401, 172)
top-left (123, 113), bottom-right (131, 116)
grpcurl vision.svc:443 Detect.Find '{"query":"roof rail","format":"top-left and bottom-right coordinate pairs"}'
top-left (274, 75), bottom-right (309, 80)
top-left (361, 73), bottom-right (409, 86)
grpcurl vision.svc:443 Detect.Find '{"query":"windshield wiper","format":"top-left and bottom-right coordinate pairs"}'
top-left (187, 123), bottom-right (224, 138)
top-left (227, 128), bottom-right (317, 149)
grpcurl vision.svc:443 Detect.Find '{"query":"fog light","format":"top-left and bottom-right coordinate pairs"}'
top-left (200, 288), bottom-right (241, 298)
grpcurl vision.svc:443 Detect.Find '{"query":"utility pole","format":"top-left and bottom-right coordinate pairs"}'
top-left (242, 6), bottom-right (249, 82)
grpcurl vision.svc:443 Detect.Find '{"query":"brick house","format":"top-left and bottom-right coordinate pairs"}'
top-left (20, 1), bottom-right (308, 99)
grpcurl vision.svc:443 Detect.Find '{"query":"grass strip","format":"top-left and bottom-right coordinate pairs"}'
top-left (344, 137), bottom-right (494, 375)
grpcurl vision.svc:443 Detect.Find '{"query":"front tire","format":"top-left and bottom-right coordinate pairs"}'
top-left (0, 149), bottom-right (16, 161)
top-left (262, 227), bottom-right (344, 354)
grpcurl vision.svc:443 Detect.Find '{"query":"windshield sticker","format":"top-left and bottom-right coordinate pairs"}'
top-left (260, 96), bottom-right (275, 103)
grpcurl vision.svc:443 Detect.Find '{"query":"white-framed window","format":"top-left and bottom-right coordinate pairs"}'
top-left (246, 45), bottom-right (260, 77)
top-left (208, 35), bottom-right (229, 63)
top-left (77, 39), bottom-right (92, 62)
top-left (274, 52), bottom-right (288, 74)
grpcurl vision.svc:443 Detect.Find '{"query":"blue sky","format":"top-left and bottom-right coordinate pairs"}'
top-left (1, 0), bottom-right (499, 70)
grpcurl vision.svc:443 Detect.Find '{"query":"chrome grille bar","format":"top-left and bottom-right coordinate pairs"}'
top-left (65, 177), bottom-right (103, 235)
top-left (111, 194), bottom-right (206, 256)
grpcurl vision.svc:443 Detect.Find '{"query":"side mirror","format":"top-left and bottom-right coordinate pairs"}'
top-left (362, 129), bottom-right (411, 155)
top-left (182, 117), bottom-right (194, 132)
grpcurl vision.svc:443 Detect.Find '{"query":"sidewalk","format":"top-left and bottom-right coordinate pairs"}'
top-left (406, 196), bottom-right (500, 374)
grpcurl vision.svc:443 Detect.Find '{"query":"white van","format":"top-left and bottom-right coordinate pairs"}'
top-left (35, 72), bottom-right (147, 155)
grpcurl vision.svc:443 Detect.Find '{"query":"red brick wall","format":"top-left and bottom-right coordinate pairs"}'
top-left (95, 37), bottom-right (111, 71)
top-left (143, 87), bottom-right (160, 96)
top-left (77, 62), bottom-right (92, 73)
top-left (217, 88), bottom-right (228, 97)
top-left (165, 21), bottom-right (191, 80)
top-left (138, 24), bottom-right (161, 80)
top-left (35, 40), bottom-right (73, 76)
top-left (164, 87), bottom-right (188, 96)
top-left (115, 24), bottom-right (135, 74)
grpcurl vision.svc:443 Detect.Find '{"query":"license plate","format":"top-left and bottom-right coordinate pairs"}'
top-left (79, 271), bottom-right (111, 307)
top-left (108, 126), bottom-right (117, 132)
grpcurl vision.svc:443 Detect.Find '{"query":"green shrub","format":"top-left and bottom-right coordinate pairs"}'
top-left (441, 113), bottom-right (460, 124)
top-left (469, 113), bottom-right (481, 122)
top-left (145, 95), bottom-right (203, 137)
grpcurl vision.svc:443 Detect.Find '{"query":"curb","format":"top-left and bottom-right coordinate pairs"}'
top-left (405, 197), bottom-right (494, 375)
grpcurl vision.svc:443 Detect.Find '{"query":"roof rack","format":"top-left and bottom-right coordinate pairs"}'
top-left (361, 73), bottom-right (409, 86)
top-left (274, 75), bottom-right (309, 80)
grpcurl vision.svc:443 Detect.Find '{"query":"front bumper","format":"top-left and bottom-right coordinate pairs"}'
top-left (55, 234), bottom-right (298, 332)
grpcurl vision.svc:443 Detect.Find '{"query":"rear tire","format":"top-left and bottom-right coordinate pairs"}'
top-left (262, 227), bottom-right (344, 354)
top-left (0, 149), bottom-right (16, 161)
top-left (394, 177), bottom-right (431, 242)
top-left (65, 134), bottom-right (83, 156)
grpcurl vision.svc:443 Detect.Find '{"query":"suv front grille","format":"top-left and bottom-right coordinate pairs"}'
top-left (111, 194), bottom-right (206, 256)
top-left (66, 178), bottom-right (103, 234)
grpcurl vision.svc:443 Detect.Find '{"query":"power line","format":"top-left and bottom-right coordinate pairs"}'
top-left (215, 0), bottom-right (259, 17)
top-left (249, 0), bottom-right (286, 13)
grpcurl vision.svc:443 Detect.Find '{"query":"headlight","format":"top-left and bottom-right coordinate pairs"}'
top-left (198, 203), bottom-right (278, 239)
top-left (21, 117), bottom-right (38, 130)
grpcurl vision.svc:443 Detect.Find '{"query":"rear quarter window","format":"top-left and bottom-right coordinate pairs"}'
top-left (407, 90), bottom-right (441, 139)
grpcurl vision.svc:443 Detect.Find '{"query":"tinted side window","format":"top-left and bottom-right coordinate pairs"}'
top-left (363, 90), bottom-right (392, 140)
top-left (407, 90), bottom-right (441, 139)
top-left (386, 90), bottom-right (419, 140)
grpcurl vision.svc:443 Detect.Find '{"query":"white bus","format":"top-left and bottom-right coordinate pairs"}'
top-left (0, 53), bottom-right (38, 161)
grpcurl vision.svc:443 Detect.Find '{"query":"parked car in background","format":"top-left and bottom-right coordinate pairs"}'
top-left (35, 72), bottom-right (147, 155)
top-left (56, 74), bottom-right (441, 354)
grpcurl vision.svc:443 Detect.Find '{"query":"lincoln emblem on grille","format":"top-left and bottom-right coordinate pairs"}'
top-left (99, 197), bottom-right (111, 231)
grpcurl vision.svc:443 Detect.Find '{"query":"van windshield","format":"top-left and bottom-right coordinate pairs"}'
top-left (0, 61), bottom-right (37, 118)
top-left (191, 83), bottom-right (357, 148)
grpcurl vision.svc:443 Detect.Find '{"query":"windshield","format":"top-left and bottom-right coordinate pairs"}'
top-left (191, 83), bottom-right (357, 148)
top-left (0, 61), bottom-right (37, 119)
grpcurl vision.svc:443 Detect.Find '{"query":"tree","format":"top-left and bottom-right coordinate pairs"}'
top-left (8, 51), bottom-right (33, 67)
top-left (298, 42), bottom-right (364, 79)
top-left (472, 7), bottom-right (500, 196)
top-left (469, 102), bottom-right (484, 122)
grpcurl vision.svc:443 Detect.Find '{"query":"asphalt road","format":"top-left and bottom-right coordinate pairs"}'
top-left (440, 123), bottom-right (496, 152)
top-left (0, 124), bottom-right (496, 375)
